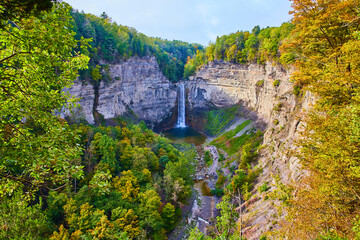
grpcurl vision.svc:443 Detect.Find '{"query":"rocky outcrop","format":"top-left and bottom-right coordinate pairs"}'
top-left (63, 81), bottom-right (95, 123)
top-left (187, 61), bottom-right (294, 124)
top-left (64, 56), bottom-right (178, 129)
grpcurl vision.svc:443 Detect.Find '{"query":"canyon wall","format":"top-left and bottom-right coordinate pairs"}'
top-left (187, 61), bottom-right (294, 124)
top-left (64, 56), bottom-right (178, 129)
top-left (187, 60), bottom-right (313, 239)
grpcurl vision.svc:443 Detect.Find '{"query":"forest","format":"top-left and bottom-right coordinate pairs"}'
top-left (70, 10), bottom-right (202, 82)
top-left (183, 22), bottom-right (295, 79)
top-left (1, 0), bottom-right (360, 239)
top-left (0, 2), bottom-right (195, 239)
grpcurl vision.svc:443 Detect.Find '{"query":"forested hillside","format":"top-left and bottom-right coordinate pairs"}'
top-left (0, 2), bottom-right (195, 239)
top-left (183, 22), bottom-right (294, 78)
top-left (70, 10), bottom-right (203, 82)
top-left (185, 0), bottom-right (360, 239)
top-left (276, 1), bottom-right (360, 239)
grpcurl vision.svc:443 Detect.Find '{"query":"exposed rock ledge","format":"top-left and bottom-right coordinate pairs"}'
top-left (187, 61), bottom-right (294, 124)
top-left (64, 56), bottom-right (177, 129)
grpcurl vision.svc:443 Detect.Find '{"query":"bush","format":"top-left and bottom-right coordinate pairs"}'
top-left (259, 182), bottom-right (270, 193)
top-left (293, 84), bottom-right (301, 96)
top-left (210, 188), bottom-right (224, 197)
top-left (204, 151), bottom-right (212, 165)
top-left (216, 174), bottom-right (226, 189)
top-left (219, 153), bottom-right (225, 162)
top-left (256, 80), bottom-right (264, 87)
top-left (273, 79), bottom-right (280, 87)
top-left (273, 102), bottom-right (283, 112)
top-left (260, 235), bottom-right (267, 240)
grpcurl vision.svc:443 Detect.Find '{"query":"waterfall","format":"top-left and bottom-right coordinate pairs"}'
top-left (176, 83), bottom-right (186, 128)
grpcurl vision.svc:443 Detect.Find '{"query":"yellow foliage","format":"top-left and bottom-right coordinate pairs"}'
top-left (50, 225), bottom-right (70, 240)
top-left (113, 170), bottom-right (140, 201)
top-left (278, 0), bottom-right (360, 239)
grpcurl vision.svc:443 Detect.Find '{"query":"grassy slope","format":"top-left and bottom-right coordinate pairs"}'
top-left (204, 106), bottom-right (239, 136)
top-left (210, 119), bottom-right (254, 156)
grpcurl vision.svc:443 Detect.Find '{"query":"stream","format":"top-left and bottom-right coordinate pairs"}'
top-left (165, 84), bottom-right (220, 239)
top-left (163, 127), bottom-right (221, 239)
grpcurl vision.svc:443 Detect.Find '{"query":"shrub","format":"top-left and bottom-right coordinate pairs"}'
top-left (210, 188), bottom-right (224, 197)
top-left (256, 80), bottom-right (264, 87)
top-left (293, 84), bottom-right (301, 96)
top-left (216, 174), bottom-right (226, 189)
top-left (273, 102), bottom-right (283, 112)
top-left (273, 79), bottom-right (280, 87)
top-left (204, 151), bottom-right (212, 165)
top-left (259, 182), bottom-right (270, 193)
top-left (219, 153), bottom-right (225, 162)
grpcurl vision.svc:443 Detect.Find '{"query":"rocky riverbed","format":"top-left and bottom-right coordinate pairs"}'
top-left (168, 143), bottom-right (226, 239)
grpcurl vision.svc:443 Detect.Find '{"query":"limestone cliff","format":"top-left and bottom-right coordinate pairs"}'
top-left (186, 61), bottom-right (313, 239)
top-left (64, 56), bottom-right (178, 129)
top-left (187, 61), bottom-right (293, 124)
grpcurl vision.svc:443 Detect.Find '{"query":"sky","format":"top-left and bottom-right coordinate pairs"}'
top-left (65, 0), bottom-right (293, 46)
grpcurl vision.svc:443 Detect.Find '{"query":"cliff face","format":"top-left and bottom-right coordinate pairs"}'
top-left (187, 61), bottom-right (312, 239)
top-left (187, 61), bottom-right (294, 124)
top-left (64, 56), bottom-right (178, 129)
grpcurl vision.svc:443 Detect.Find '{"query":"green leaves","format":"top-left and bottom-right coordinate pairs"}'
top-left (0, 192), bottom-right (52, 239)
top-left (0, 2), bottom-right (89, 198)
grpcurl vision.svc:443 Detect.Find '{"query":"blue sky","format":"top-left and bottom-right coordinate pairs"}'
top-left (65, 0), bottom-right (293, 46)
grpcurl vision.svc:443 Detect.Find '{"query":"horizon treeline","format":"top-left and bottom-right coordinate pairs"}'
top-left (183, 22), bottom-right (295, 78)
top-left (70, 10), bottom-right (203, 82)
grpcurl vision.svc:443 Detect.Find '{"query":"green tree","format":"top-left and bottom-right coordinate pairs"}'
top-left (0, 0), bottom-right (55, 27)
top-left (161, 203), bottom-right (176, 231)
top-left (0, 192), bottom-right (52, 239)
top-left (137, 189), bottom-right (164, 236)
top-left (0, 2), bottom-right (89, 198)
top-left (214, 196), bottom-right (240, 239)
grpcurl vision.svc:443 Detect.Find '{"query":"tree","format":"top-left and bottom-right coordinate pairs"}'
top-left (0, 2), bottom-right (89, 198)
top-left (214, 196), bottom-right (240, 239)
top-left (0, 0), bottom-right (55, 27)
top-left (137, 189), bottom-right (164, 236)
top-left (278, 0), bottom-right (360, 239)
top-left (161, 203), bottom-right (176, 231)
top-left (112, 208), bottom-right (141, 238)
top-left (0, 192), bottom-right (52, 239)
top-left (92, 132), bottom-right (117, 172)
top-left (113, 170), bottom-right (140, 202)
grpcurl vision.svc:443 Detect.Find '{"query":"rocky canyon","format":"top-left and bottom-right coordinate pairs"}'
top-left (65, 57), bottom-right (312, 239)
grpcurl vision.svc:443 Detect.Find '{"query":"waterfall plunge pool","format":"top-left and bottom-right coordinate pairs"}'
top-left (163, 83), bottom-right (207, 146)
top-left (162, 127), bottom-right (206, 146)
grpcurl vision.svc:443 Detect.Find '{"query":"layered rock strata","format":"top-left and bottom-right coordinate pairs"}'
top-left (187, 61), bottom-right (293, 124)
top-left (64, 56), bottom-right (177, 128)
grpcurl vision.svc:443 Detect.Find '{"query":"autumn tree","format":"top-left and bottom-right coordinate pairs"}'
top-left (113, 170), bottom-right (140, 202)
top-left (278, 0), bottom-right (360, 239)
